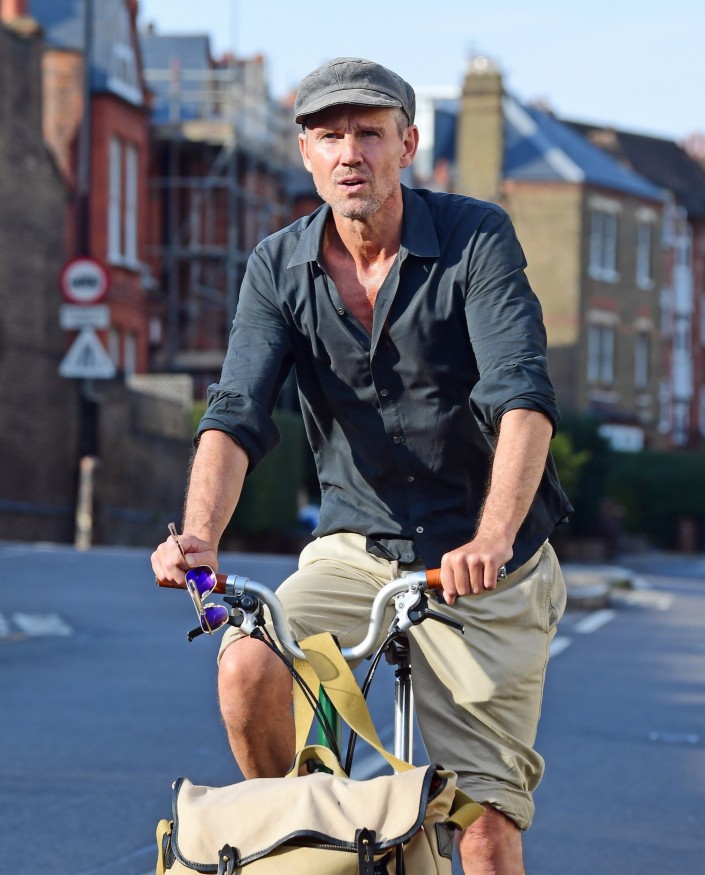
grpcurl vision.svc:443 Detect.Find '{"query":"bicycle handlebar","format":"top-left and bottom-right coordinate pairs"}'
top-left (156, 568), bottom-right (443, 661)
top-left (156, 564), bottom-right (505, 660)
top-left (156, 567), bottom-right (443, 594)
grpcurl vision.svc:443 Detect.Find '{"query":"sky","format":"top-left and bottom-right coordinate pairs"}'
top-left (137, 0), bottom-right (704, 144)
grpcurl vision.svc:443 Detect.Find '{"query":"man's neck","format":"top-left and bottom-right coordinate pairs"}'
top-left (326, 189), bottom-right (404, 267)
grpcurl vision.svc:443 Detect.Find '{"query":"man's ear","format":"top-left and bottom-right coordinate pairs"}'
top-left (400, 124), bottom-right (419, 169)
top-left (299, 131), bottom-right (312, 172)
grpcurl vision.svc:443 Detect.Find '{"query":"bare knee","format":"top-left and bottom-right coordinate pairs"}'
top-left (218, 637), bottom-right (292, 722)
top-left (457, 806), bottom-right (524, 875)
top-left (217, 636), bottom-right (295, 778)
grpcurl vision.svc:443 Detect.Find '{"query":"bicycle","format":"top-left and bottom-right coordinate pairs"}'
top-left (155, 553), bottom-right (498, 873)
top-left (157, 560), bottom-right (468, 766)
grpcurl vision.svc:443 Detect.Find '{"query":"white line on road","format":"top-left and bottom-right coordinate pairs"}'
top-left (11, 613), bottom-right (73, 637)
top-left (573, 609), bottom-right (616, 635)
top-left (616, 589), bottom-right (674, 611)
top-left (550, 636), bottom-right (572, 657)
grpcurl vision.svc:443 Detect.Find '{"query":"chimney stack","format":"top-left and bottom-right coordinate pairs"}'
top-left (0, 0), bottom-right (30, 21)
top-left (456, 56), bottom-right (504, 204)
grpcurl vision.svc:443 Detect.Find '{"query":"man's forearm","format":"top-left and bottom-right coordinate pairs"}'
top-left (476, 408), bottom-right (553, 548)
top-left (183, 429), bottom-right (249, 547)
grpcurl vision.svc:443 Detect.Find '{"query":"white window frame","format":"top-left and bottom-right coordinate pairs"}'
top-left (108, 136), bottom-right (122, 261)
top-left (636, 220), bottom-right (654, 289)
top-left (125, 144), bottom-right (138, 264)
top-left (589, 208), bottom-right (619, 282)
top-left (587, 322), bottom-right (616, 386)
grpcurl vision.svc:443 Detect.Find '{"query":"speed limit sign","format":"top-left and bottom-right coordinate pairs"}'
top-left (60, 257), bottom-right (110, 305)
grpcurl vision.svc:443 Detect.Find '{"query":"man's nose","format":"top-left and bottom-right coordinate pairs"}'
top-left (340, 134), bottom-right (363, 164)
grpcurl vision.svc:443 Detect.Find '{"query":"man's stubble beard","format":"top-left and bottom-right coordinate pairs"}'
top-left (316, 173), bottom-right (398, 221)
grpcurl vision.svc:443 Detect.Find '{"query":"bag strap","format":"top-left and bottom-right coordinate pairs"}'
top-left (155, 819), bottom-right (171, 875)
top-left (294, 632), bottom-right (413, 774)
top-left (291, 650), bottom-right (326, 752)
top-left (292, 632), bottom-right (486, 830)
top-left (448, 788), bottom-right (486, 830)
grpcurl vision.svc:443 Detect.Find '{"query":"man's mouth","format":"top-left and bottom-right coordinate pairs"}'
top-left (337, 176), bottom-right (367, 189)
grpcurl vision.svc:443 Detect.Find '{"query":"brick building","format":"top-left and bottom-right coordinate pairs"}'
top-left (417, 58), bottom-right (670, 450)
top-left (31, 0), bottom-right (154, 376)
top-left (567, 124), bottom-right (705, 447)
top-left (0, 4), bottom-right (78, 539)
top-left (0, 0), bottom-right (195, 546)
top-left (139, 29), bottom-right (317, 396)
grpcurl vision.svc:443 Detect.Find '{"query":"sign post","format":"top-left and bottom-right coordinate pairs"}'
top-left (58, 256), bottom-right (113, 549)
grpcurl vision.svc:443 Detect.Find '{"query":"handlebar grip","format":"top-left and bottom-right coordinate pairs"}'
top-left (155, 574), bottom-right (228, 594)
top-left (424, 568), bottom-right (442, 588)
top-left (423, 565), bottom-right (507, 589)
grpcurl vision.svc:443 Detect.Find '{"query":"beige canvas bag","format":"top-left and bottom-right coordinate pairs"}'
top-left (156, 632), bottom-right (484, 874)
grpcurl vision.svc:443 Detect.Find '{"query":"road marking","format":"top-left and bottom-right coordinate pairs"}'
top-left (573, 609), bottom-right (616, 635)
top-left (11, 613), bottom-right (73, 637)
top-left (648, 730), bottom-right (700, 746)
top-left (550, 636), bottom-right (572, 656)
top-left (616, 589), bottom-right (673, 611)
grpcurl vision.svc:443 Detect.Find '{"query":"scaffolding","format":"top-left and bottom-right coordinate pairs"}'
top-left (143, 57), bottom-right (309, 393)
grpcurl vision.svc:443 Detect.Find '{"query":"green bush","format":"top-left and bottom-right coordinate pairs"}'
top-left (191, 403), bottom-right (308, 537)
top-left (554, 412), bottom-right (613, 538)
top-left (607, 449), bottom-right (705, 548)
top-left (229, 409), bottom-right (307, 534)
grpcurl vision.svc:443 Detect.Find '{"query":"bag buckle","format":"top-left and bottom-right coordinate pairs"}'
top-left (216, 844), bottom-right (237, 875)
top-left (355, 828), bottom-right (376, 875)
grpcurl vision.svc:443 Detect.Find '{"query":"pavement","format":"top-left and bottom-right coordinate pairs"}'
top-left (562, 561), bottom-right (646, 610)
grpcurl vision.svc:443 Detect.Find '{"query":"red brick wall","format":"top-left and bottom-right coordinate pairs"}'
top-left (41, 48), bottom-right (83, 187)
top-left (90, 95), bottom-right (151, 373)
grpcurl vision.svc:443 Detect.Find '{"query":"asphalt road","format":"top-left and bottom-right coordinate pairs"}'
top-left (1, 543), bottom-right (703, 875)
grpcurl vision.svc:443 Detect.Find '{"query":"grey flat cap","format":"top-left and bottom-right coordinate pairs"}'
top-left (294, 57), bottom-right (416, 124)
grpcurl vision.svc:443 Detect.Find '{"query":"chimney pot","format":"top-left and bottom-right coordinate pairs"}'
top-left (1, 0), bottom-right (29, 21)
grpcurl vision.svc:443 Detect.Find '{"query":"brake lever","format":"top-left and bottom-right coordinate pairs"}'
top-left (224, 594), bottom-right (265, 636)
top-left (408, 593), bottom-right (465, 634)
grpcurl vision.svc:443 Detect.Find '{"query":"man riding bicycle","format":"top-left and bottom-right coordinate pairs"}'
top-left (152, 57), bottom-right (573, 875)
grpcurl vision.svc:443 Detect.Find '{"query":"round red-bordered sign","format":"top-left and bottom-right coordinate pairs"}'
top-left (60, 257), bottom-right (110, 305)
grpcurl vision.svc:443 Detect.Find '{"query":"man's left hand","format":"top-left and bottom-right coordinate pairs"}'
top-left (439, 537), bottom-right (512, 605)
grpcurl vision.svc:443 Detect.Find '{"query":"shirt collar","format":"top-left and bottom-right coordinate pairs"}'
top-left (286, 185), bottom-right (440, 269)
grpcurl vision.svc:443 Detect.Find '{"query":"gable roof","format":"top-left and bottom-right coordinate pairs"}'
top-left (567, 121), bottom-right (705, 219)
top-left (139, 33), bottom-right (215, 122)
top-left (503, 95), bottom-right (664, 201)
top-left (30, 0), bottom-right (145, 106)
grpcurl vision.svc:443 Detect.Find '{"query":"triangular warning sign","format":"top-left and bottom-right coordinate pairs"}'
top-left (59, 328), bottom-right (117, 379)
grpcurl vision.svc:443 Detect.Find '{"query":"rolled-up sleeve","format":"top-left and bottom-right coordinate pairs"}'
top-left (196, 246), bottom-right (295, 471)
top-left (465, 210), bottom-right (559, 436)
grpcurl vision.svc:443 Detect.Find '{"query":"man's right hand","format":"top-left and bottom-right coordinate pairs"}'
top-left (150, 531), bottom-right (219, 587)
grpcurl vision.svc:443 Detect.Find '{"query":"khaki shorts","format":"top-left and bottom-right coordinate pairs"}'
top-left (218, 532), bottom-right (566, 829)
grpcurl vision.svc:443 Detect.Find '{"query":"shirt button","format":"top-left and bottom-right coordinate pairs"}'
top-left (392, 436), bottom-right (402, 444)
top-left (336, 308), bottom-right (345, 316)
top-left (380, 389), bottom-right (389, 397)
top-left (403, 552), bottom-right (414, 562)
top-left (406, 475), bottom-right (415, 483)
top-left (416, 526), bottom-right (424, 534)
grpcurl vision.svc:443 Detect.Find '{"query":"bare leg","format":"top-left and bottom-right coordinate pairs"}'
top-left (457, 807), bottom-right (525, 875)
top-left (217, 636), bottom-right (295, 778)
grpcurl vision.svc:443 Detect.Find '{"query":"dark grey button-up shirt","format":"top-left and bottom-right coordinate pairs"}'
top-left (197, 186), bottom-right (572, 570)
